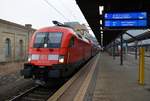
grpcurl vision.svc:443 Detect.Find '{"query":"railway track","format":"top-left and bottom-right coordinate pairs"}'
top-left (8, 80), bottom-right (65, 101)
top-left (7, 57), bottom-right (95, 101)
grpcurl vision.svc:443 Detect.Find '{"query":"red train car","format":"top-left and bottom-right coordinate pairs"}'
top-left (21, 24), bottom-right (93, 83)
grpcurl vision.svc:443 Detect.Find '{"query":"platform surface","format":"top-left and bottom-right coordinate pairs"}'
top-left (56, 52), bottom-right (150, 101)
top-left (86, 52), bottom-right (150, 101)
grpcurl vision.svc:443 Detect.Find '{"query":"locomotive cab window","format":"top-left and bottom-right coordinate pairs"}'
top-left (34, 33), bottom-right (46, 48)
top-left (47, 32), bottom-right (62, 48)
top-left (34, 32), bottom-right (62, 48)
top-left (69, 37), bottom-right (74, 47)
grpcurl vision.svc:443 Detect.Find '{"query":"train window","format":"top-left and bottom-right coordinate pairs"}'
top-left (69, 37), bottom-right (74, 47)
top-left (47, 32), bottom-right (62, 48)
top-left (34, 32), bottom-right (62, 48)
top-left (34, 33), bottom-right (46, 44)
top-left (34, 33), bottom-right (47, 48)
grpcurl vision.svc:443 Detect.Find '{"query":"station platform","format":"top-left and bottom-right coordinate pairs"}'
top-left (48, 52), bottom-right (150, 101)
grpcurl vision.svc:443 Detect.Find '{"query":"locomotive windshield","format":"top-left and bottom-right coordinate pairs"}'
top-left (34, 32), bottom-right (62, 48)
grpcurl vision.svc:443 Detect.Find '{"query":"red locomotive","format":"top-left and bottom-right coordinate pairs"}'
top-left (21, 21), bottom-right (98, 84)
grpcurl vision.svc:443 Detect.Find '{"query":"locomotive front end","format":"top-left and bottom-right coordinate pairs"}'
top-left (21, 28), bottom-right (68, 82)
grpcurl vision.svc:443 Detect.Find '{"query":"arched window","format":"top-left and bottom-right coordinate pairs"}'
top-left (5, 38), bottom-right (11, 57)
top-left (19, 40), bottom-right (23, 57)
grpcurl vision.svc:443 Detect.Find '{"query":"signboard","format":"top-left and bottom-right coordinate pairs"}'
top-left (105, 20), bottom-right (147, 27)
top-left (104, 12), bottom-right (147, 20)
top-left (103, 12), bottom-right (149, 29)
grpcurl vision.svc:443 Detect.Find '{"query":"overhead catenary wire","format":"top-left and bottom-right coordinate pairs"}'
top-left (43, 0), bottom-right (70, 21)
top-left (59, 0), bottom-right (77, 20)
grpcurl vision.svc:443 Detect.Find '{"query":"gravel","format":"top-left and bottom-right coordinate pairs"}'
top-left (0, 62), bottom-right (34, 100)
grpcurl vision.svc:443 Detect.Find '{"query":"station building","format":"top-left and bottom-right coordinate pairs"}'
top-left (0, 19), bottom-right (35, 62)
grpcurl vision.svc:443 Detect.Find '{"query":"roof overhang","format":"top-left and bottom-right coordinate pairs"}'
top-left (76, 0), bottom-right (150, 47)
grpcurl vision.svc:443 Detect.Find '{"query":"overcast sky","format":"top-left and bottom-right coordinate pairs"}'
top-left (0, 0), bottom-right (89, 29)
top-left (0, 0), bottom-right (147, 39)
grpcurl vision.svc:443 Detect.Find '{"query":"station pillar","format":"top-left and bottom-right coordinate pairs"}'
top-left (120, 34), bottom-right (123, 65)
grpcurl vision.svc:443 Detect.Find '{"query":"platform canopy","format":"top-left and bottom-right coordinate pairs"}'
top-left (75, 0), bottom-right (150, 47)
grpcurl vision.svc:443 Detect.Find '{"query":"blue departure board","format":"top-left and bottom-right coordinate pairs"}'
top-left (105, 20), bottom-right (147, 27)
top-left (104, 12), bottom-right (147, 20)
top-left (103, 12), bottom-right (148, 28)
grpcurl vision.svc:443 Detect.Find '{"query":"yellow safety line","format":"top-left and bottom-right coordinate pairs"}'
top-left (47, 54), bottom-right (99, 101)
top-left (73, 54), bottom-right (99, 101)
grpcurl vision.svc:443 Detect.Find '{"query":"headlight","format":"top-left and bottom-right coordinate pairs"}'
top-left (28, 54), bottom-right (40, 61)
top-left (28, 54), bottom-right (32, 62)
top-left (58, 55), bottom-right (64, 63)
top-left (28, 57), bottom-right (31, 62)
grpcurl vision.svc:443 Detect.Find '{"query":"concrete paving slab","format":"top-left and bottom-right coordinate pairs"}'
top-left (90, 52), bottom-right (150, 101)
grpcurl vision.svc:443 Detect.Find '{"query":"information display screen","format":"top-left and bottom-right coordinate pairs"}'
top-left (104, 12), bottom-right (147, 20)
top-left (105, 20), bottom-right (147, 27)
top-left (103, 12), bottom-right (148, 28)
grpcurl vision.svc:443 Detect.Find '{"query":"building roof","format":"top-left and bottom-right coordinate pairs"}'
top-left (0, 19), bottom-right (35, 31)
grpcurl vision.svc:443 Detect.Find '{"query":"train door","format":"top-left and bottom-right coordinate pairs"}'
top-left (67, 37), bottom-right (75, 64)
